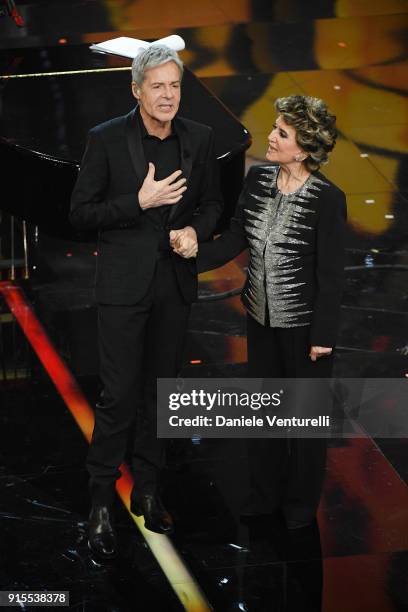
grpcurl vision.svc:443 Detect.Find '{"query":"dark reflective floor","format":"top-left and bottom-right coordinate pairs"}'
top-left (2, 375), bottom-right (408, 611)
top-left (1, 0), bottom-right (408, 610)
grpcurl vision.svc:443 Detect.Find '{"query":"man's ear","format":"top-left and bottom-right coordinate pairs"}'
top-left (131, 82), bottom-right (140, 100)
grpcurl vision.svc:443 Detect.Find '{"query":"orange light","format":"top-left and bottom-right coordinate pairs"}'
top-left (338, 41), bottom-right (347, 48)
top-left (0, 282), bottom-right (94, 440)
top-left (58, 38), bottom-right (67, 44)
top-left (190, 359), bottom-right (202, 364)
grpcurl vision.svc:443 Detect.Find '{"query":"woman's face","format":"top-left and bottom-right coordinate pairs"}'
top-left (266, 115), bottom-right (305, 165)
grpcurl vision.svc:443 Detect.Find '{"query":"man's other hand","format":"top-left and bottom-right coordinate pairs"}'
top-left (170, 226), bottom-right (198, 258)
top-left (138, 163), bottom-right (187, 210)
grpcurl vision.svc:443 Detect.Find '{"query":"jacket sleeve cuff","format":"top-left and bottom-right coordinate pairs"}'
top-left (309, 322), bottom-right (339, 348)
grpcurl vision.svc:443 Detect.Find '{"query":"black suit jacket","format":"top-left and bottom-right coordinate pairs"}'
top-left (70, 107), bottom-right (223, 304)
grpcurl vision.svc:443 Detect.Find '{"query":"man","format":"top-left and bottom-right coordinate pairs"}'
top-left (70, 45), bottom-right (222, 559)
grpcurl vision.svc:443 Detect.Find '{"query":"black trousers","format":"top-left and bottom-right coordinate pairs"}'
top-left (87, 258), bottom-right (190, 506)
top-left (246, 314), bottom-right (333, 522)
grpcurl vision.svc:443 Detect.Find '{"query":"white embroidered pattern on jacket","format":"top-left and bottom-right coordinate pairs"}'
top-left (243, 166), bottom-right (328, 327)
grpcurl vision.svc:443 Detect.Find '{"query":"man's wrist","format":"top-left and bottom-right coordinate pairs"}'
top-left (138, 191), bottom-right (149, 210)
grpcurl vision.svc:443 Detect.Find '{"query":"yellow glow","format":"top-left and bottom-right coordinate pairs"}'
top-left (335, 0), bottom-right (408, 17)
top-left (314, 14), bottom-right (407, 69)
top-left (346, 193), bottom-right (394, 234)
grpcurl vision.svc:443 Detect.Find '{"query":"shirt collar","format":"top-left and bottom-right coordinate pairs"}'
top-left (136, 105), bottom-right (176, 139)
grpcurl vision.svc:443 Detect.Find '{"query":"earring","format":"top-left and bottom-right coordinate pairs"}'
top-left (294, 154), bottom-right (303, 162)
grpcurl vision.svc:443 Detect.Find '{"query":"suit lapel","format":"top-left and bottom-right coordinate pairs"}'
top-left (126, 110), bottom-right (192, 223)
top-left (168, 116), bottom-right (193, 223)
top-left (125, 106), bottom-right (147, 185)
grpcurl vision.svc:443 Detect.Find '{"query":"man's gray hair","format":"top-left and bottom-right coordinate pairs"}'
top-left (131, 45), bottom-right (184, 85)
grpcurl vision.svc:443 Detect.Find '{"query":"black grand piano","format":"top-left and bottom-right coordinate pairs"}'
top-left (0, 43), bottom-right (251, 374)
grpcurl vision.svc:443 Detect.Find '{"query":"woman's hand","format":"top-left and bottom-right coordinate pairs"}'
top-left (169, 226), bottom-right (198, 258)
top-left (309, 346), bottom-right (332, 362)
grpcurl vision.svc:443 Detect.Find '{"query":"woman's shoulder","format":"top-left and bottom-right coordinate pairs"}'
top-left (245, 163), bottom-right (279, 182)
top-left (312, 171), bottom-right (346, 200)
top-left (312, 171), bottom-right (347, 219)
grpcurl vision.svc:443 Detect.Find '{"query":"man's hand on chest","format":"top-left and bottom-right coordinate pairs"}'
top-left (138, 162), bottom-right (187, 210)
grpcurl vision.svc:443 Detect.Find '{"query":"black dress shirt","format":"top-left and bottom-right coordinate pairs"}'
top-left (137, 109), bottom-right (180, 251)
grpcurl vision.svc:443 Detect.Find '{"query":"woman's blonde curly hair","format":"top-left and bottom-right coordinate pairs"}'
top-left (274, 95), bottom-right (337, 172)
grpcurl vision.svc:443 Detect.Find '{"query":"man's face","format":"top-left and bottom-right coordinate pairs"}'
top-left (132, 60), bottom-right (181, 124)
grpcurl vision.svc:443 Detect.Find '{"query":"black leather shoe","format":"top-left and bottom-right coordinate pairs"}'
top-left (131, 493), bottom-right (174, 535)
top-left (88, 505), bottom-right (118, 560)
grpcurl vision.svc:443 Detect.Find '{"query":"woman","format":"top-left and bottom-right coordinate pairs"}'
top-left (173, 95), bottom-right (347, 527)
